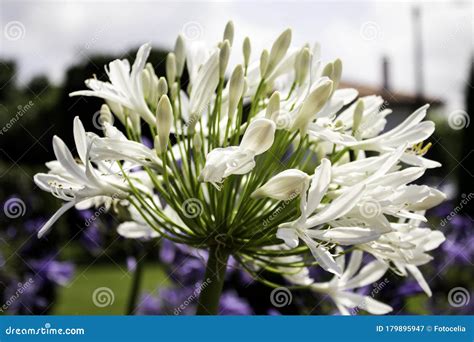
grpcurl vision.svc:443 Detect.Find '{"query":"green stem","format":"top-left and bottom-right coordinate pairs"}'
top-left (195, 246), bottom-right (230, 315)
top-left (126, 248), bottom-right (145, 315)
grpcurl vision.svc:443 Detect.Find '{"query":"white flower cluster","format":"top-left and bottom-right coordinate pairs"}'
top-left (35, 22), bottom-right (446, 315)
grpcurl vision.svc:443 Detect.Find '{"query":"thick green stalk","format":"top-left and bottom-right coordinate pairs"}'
top-left (126, 249), bottom-right (145, 315)
top-left (195, 246), bottom-right (230, 315)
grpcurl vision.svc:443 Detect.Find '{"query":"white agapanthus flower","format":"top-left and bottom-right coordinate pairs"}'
top-left (35, 21), bottom-right (446, 315)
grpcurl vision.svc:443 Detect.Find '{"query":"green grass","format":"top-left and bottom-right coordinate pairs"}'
top-left (53, 263), bottom-right (169, 315)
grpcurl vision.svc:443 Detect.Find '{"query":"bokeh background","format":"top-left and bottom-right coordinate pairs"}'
top-left (0, 0), bottom-right (472, 315)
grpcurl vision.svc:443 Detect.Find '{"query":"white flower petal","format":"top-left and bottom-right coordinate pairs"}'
top-left (240, 118), bottom-right (276, 155)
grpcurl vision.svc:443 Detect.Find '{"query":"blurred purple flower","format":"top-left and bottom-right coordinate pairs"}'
top-left (127, 256), bottom-right (137, 272)
top-left (30, 258), bottom-right (75, 286)
top-left (24, 218), bottom-right (46, 234)
top-left (4, 278), bottom-right (48, 314)
top-left (80, 225), bottom-right (102, 253)
top-left (136, 293), bottom-right (162, 315)
top-left (219, 290), bottom-right (253, 315)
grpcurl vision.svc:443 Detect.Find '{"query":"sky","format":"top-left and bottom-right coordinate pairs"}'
top-left (0, 0), bottom-right (472, 112)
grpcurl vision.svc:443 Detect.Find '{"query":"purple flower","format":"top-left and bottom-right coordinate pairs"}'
top-left (170, 258), bottom-right (205, 286)
top-left (219, 290), bottom-right (253, 315)
top-left (80, 225), bottom-right (102, 253)
top-left (397, 280), bottom-right (423, 297)
top-left (4, 278), bottom-right (48, 314)
top-left (127, 256), bottom-right (137, 272)
top-left (24, 218), bottom-right (46, 234)
top-left (136, 293), bottom-right (162, 315)
top-left (30, 258), bottom-right (75, 286)
top-left (141, 136), bottom-right (153, 148)
top-left (159, 239), bottom-right (176, 264)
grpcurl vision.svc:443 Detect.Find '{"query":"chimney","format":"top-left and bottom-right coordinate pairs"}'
top-left (412, 5), bottom-right (424, 104)
top-left (382, 56), bottom-right (390, 91)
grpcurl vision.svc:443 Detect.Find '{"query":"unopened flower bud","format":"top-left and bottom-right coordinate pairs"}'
top-left (166, 52), bottom-right (176, 85)
top-left (174, 35), bottom-right (186, 78)
top-left (157, 77), bottom-right (168, 98)
top-left (332, 59), bottom-right (342, 90)
top-left (265, 28), bottom-right (292, 78)
top-left (155, 95), bottom-right (173, 153)
top-left (141, 69), bottom-right (151, 100)
top-left (321, 62), bottom-right (333, 79)
top-left (266, 91), bottom-right (280, 120)
top-left (292, 79), bottom-right (333, 134)
top-left (243, 37), bottom-right (251, 69)
top-left (260, 49), bottom-right (269, 78)
top-left (100, 104), bottom-right (113, 125)
top-left (223, 21), bottom-right (234, 46)
top-left (251, 169), bottom-right (309, 200)
top-left (219, 40), bottom-right (231, 78)
top-left (295, 47), bottom-right (311, 85)
top-left (322, 59), bottom-right (342, 92)
top-left (228, 64), bottom-right (245, 120)
top-left (145, 63), bottom-right (156, 78)
top-left (352, 99), bottom-right (364, 137)
top-left (171, 83), bottom-right (178, 100)
top-left (106, 100), bottom-right (125, 124)
top-left (239, 118), bottom-right (276, 155)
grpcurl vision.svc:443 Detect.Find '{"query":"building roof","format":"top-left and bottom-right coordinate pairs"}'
top-left (340, 80), bottom-right (444, 107)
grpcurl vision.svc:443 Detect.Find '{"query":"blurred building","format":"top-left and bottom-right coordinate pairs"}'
top-left (341, 56), bottom-right (444, 128)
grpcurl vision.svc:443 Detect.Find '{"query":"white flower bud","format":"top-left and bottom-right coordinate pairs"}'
top-left (155, 95), bottom-right (173, 153)
top-left (295, 47), bottom-right (311, 85)
top-left (266, 91), bottom-right (280, 120)
top-left (99, 104), bottom-right (113, 125)
top-left (157, 77), bottom-right (168, 98)
top-left (105, 100), bottom-right (125, 124)
top-left (332, 59), bottom-right (342, 90)
top-left (141, 69), bottom-right (151, 100)
top-left (223, 21), bottom-right (234, 46)
top-left (260, 49), bottom-right (269, 78)
top-left (243, 37), bottom-right (251, 68)
top-left (322, 59), bottom-right (342, 92)
top-left (219, 40), bottom-right (231, 78)
top-left (145, 62), bottom-right (156, 78)
top-left (240, 118), bottom-right (276, 155)
top-left (174, 35), bottom-right (186, 78)
top-left (352, 99), bottom-right (364, 137)
top-left (291, 79), bottom-right (333, 134)
top-left (251, 169), bottom-right (310, 200)
top-left (228, 64), bottom-right (245, 120)
top-left (265, 28), bottom-right (292, 78)
top-left (171, 82), bottom-right (179, 100)
top-left (166, 52), bottom-right (176, 85)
